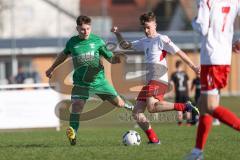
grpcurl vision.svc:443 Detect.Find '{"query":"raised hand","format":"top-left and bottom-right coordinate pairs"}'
top-left (111, 26), bottom-right (118, 33)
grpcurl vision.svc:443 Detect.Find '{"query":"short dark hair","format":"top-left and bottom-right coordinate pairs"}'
top-left (139, 12), bottom-right (156, 25)
top-left (176, 60), bottom-right (183, 68)
top-left (76, 15), bottom-right (91, 25)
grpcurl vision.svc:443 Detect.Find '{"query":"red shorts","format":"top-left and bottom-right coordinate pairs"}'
top-left (200, 65), bottom-right (230, 91)
top-left (137, 80), bottom-right (168, 101)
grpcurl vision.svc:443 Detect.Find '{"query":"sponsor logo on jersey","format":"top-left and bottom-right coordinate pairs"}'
top-left (75, 51), bottom-right (96, 63)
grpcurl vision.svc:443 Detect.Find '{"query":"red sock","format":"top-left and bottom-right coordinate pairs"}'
top-left (195, 115), bottom-right (213, 150)
top-left (145, 128), bottom-right (159, 143)
top-left (174, 103), bottom-right (186, 111)
top-left (212, 106), bottom-right (240, 131)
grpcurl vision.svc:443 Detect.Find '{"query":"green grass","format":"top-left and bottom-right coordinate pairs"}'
top-left (0, 96), bottom-right (239, 160)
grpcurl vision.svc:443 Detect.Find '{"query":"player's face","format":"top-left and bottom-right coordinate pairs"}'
top-left (77, 23), bottom-right (91, 39)
top-left (143, 21), bottom-right (157, 38)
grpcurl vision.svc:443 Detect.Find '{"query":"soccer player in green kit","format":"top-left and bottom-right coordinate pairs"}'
top-left (46, 15), bottom-right (133, 145)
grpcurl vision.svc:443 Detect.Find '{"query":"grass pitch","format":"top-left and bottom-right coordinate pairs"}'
top-left (0, 97), bottom-right (239, 160)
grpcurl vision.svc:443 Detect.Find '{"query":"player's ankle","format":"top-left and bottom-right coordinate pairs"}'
top-left (145, 128), bottom-right (159, 142)
top-left (177, 121), bottom-right (183, 126)
top-left (192, 148), bottom-right (203, 154)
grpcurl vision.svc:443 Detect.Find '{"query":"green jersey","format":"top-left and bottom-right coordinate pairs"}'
top-left (63, 33), bottom-right (113, 87)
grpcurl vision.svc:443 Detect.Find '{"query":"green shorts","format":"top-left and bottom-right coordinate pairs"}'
top-left (71, 81), bottom-right (119, 100)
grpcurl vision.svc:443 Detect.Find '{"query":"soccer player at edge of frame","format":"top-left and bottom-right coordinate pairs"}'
top-left (186, 0), bottom-right (240, 159)
top-left (45, 15), bottom-right (134, 146)
top-left (111, 11), bottom-right (200, 144)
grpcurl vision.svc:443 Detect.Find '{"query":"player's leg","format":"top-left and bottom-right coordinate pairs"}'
top-left (96, 81), bottom-right (134, 110)
top-left (191, 95), bottom-right (200, 125)
top-left (186, 112), bottom-right (192, 126)
top-left (146, 98), bottom-right (199, 116)
top-left (207, 66), bottom-right (240, 130)
top-left (132, 100), bottom-right (160, 144)
top-left (185, 94), bottom-right (212, 160)
top-left (106, 95), bottom-right (134, 110)
top-left (144, 80), bottom-right (199, 115)
top-left (177, 96), bottom-right (189, 126)
top-left (66, 98), bottom-right (86, 145)
top-left (186, 65), bottom-right (240, 159)
top-left (209, 93), bottom-right (240, 130)
top-left (186, 65), bottom-right (220, 158)
top-left (66, 86), bottom-right (88, 145)
top-left (177, 111), bottom-right (184, 126)
top-left (187, 93), bottom-right (216, 159)
top-left (201, 65), bottom-right (239, 136)
top-left (69, 99), bottom-right (86, 132)
top-left (197, 93), bottom-right (218, 149)
top-left (183, 96), bottom-right (193, 126)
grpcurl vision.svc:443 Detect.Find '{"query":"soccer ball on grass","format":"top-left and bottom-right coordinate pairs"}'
top-left (122, 130), bottom-right (141, 146)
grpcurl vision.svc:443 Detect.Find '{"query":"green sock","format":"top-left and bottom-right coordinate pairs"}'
top-left (69, 113), bottom-right (80, 132)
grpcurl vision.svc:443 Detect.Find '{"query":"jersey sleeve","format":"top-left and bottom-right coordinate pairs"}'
top-left (98, 39), bottom-right (113, 60)
top-left (192, 0), bottom-right (210, 36)
top-left (63, 40), bottom-right (71, 55)
top-left (131, 39), bottom-right (144, 51)
top-left (161, 36), bottom-right (180, 54)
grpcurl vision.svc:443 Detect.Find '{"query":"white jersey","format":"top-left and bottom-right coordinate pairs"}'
top-left (131, 33), bottom-right (180, 83)
top-left (192, 0), bottom-right (240, 65)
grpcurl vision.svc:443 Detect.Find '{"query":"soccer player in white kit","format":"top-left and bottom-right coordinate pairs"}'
top-left (186, 0), bottom-right (240, 159)
top-left (111, 12), bottom-right (200, 144)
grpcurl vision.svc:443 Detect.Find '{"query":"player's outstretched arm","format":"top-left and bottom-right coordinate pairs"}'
top-left (46, 51), bottom-right (68, 78)
top-left (176, 50), bottom-right (200, 75)
top-left (111, 26), bottom-right (132, 49)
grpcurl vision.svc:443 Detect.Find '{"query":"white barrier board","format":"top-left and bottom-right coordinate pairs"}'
top-left (0, 88), bottom-right (60, 129)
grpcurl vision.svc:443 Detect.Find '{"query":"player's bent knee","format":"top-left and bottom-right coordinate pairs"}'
top-left (206, 105), bottom-right (218, 114)
top-left (147, 106), bottom-right (156, 113)
top-left (133, 113), bottom-right (147, 122)
top-left (132, 110), bottom-right (142, 120)
top-left (132, 113), bottom-right (139, 121)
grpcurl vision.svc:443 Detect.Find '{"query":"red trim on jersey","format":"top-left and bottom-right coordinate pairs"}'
top-left (221, 6), bottom-right (231, 32)
top-left (160, 50), bottom-right (167, 61)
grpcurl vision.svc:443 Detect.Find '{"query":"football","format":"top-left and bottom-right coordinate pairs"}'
top-left (122, 130), bottom-right (141, 146)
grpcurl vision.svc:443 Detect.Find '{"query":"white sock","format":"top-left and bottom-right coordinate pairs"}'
top-left (124, 103), bottom-right (134, 110)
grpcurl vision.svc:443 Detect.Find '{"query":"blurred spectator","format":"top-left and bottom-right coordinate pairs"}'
top-left (191, 74), bottom-right (201, 105)
top-left (191, 74), bottom-right (201, 125)
top-left (29, 71), bottom-right (41, 83)
top-left (170, 60), bottom-right (191, 126)
top-left (15, 66), bottom-right (28, 84)
top-left (14, 66), bottom-right (41, 84)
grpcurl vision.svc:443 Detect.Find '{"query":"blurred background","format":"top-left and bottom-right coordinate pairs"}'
top-left (0, 0), bottom-right (240, 91)
top-left (0, 0), bottom-right (240, 130)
